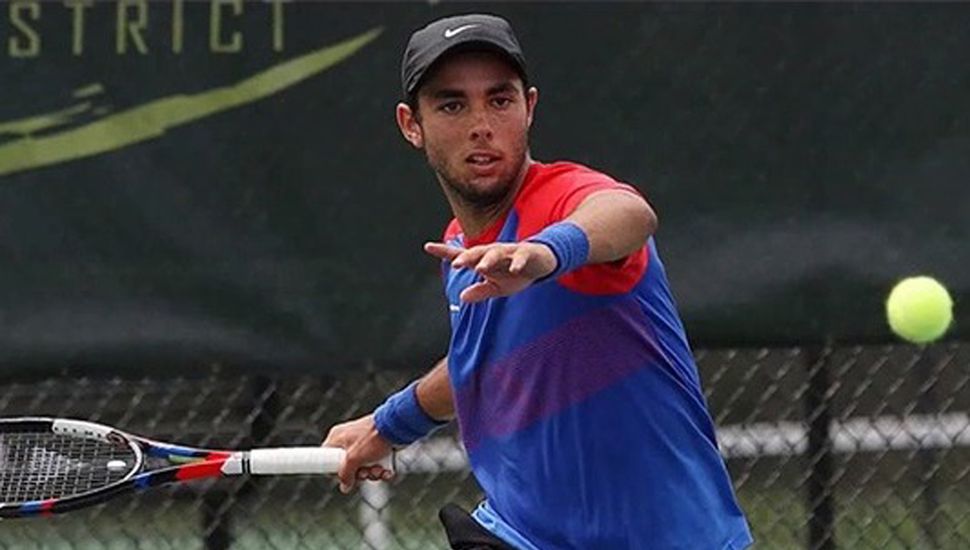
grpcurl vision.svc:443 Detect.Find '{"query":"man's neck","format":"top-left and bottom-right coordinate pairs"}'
top-left (446, 157), bottom-right (533, 240)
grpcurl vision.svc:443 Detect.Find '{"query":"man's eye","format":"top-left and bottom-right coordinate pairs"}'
top-left (492, 97), bottom-right (513, 108)
top-left (439, 102), bottom-right (462, 113)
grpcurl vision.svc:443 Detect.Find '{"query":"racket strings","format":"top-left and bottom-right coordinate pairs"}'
top-left (0, 433), bottom-right (137, 503)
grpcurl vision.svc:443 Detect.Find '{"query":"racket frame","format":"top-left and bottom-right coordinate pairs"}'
top-left (0, 416), bottom-right (381, 518)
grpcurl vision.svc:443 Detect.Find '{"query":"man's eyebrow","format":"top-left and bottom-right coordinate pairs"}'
top-left (486, 81), bottom-right (518, 95)
top-left (426, 81), bottom-right (518, 100)
top-left (428, 88), bottom-right (467, 100)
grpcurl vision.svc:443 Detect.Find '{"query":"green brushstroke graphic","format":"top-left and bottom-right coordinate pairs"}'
top-left (0, 27), bottom-right (381, 177)
top-left (0, 102), bottom-right (92, 138)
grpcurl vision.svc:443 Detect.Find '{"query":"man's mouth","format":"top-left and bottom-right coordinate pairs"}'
top-left (466, 153), bottom-right (501, 167)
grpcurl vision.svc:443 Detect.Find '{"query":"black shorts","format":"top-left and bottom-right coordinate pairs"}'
top-left (439, 503), bottom-right (517, 550)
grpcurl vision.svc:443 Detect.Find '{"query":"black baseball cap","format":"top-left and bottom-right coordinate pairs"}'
top-left (401, 14), bottom-right (528, 98)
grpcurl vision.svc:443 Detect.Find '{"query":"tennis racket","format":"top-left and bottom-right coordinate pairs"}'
top-left (0, 417), bottom-right (393, 518)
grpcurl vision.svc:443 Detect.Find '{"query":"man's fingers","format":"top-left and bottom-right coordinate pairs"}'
top-left (452, 247), bottom-right (490, 270)
top-left (322, 414), bottom-right (393, 494)
top-left (425, 242), bottom-right (489, 270)
top-left (321, 429), bottom-right (343, 448)
top-left (347, 462), bottom-right (392, 490)
top-left (475, 248), bottom-right (509, 273)
top-left (424, 242), bottom-right (464, 261)
top-left (508, 247), bottom-right (530, 274)
top-left (323, 430), bottom-right (350, 490)
top-left (338, 459), bottom-right (395, 492)
top-left (460, 280), bottom-right (500, 303)
top-left (337, 457), bottom-right (359, 494)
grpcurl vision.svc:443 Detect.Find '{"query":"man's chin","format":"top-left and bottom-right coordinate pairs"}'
top-left (457, 184), bottom-right (510, 208)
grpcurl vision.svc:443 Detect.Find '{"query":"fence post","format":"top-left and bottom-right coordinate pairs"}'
top-left (360, 481), bottom-right (392, 549)
top-left (805, 344), bottom-right (836, 550)
top-left (201, 374), bottom-right (280, 549)
top-left (202, 491), bottom-right (233, 550)
top-left (916, 345), bottom-right (945, 549)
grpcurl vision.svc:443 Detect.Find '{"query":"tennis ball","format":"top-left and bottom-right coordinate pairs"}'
top-left (886, 276), bottom-right (953, 344)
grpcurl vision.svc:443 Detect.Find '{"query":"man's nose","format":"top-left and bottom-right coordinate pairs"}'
top-left (469, 110), bottom-right (494, 141)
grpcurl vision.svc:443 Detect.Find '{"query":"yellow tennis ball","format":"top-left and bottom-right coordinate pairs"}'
top-left (886, 276), bottom-right (953, 344)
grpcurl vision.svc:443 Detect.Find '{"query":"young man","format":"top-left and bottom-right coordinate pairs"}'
top-left (324, 14), bottom-right (753, 550)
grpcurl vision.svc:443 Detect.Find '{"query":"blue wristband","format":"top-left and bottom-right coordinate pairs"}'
top-left (373, 381), bottom-right (446, 446)
top-left (527, 222), bottom-right (591, 280)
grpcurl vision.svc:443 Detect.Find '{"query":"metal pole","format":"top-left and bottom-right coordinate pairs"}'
top-left (916, 345), bottom-right (944, 549)
top-left (360, 481), bottom-right (392, 549)
top-left (202, 490), bottom-right (233, 550)
top-left (201, 374), bottom-right (280, 549)
top-left (805, 344), bottom-right (836, 550)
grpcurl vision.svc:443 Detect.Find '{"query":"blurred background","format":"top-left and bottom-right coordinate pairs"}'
top-left (1, 1), bottom-right (968, 548)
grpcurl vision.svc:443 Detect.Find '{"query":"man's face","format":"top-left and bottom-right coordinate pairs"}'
top-left (398, 51), bottom-right (538, 208)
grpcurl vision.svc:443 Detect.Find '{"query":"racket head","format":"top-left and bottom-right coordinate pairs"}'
top-left (0, 418), bottom-right (143, 514)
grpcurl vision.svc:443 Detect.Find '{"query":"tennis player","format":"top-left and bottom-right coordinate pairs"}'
top-left (324, 14), bottom-right (753, 549)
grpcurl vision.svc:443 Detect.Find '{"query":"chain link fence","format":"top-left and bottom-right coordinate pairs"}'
top-left (0, 342), bottom-right (967, 549)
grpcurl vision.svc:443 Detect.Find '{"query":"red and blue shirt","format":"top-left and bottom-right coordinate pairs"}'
top-left (441, 161), bottom-right (752, 549)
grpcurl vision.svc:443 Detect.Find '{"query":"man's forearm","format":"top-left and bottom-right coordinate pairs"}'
top-left (566, 190), bottom-right (657, 264)
top-left (415, 357), bottom-right (454, 422)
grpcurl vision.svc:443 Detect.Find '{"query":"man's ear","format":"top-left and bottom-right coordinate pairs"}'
top-left (525, 87), bottom-right (539, 128)
top-left (396, 102), bottom-right (424, 148)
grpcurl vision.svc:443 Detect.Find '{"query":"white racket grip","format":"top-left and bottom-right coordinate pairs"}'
top-left (247, 447), bottom-right (393, 475)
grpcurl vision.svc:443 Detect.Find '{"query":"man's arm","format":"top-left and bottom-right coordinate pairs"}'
top-left (323, 356), bottom-right (452, 493)
top-left (415, 357), bottom-right (454, 421)
top-left (424, 189), bottom-right (657, 302)
top-left (563, 189), bottom-right (657, 264)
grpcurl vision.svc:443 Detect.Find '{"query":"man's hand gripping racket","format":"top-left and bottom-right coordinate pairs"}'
top-left (0, 417), bottom-right (394, 518)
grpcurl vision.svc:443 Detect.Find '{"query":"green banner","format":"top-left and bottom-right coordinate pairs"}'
top-left (1, 2), bottom-right (967, 372)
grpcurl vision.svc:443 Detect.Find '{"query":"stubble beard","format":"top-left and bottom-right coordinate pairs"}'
top-left (441, 169), bottom-right (516, 209)
top-left (427, 143), bottom-right (529, 211)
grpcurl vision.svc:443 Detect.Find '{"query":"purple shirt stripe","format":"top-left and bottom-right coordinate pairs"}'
top-left (456, 297), bottom-right (661, 452)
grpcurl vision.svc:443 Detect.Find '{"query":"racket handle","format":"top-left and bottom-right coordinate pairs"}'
top-left (247, 446), bottom-right (393, 475)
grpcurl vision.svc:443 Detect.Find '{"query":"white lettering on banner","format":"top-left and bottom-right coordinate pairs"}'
top-left (1, 0), bottom-right (288, 58)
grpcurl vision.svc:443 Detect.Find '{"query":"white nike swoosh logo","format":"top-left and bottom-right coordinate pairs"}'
top-left (444, 24), bottom-right (479, 38)
top-left (449, 304), bottom-right (460, 312)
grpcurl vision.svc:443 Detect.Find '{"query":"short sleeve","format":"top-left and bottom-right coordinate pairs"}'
top-left (514, 163), bottom-right (648, 295)
top-left (551, 177), bottom-right (643, 222)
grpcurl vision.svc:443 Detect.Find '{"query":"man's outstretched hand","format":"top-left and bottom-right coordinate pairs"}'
top-left (425, 241), bottom-right (558, 303)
